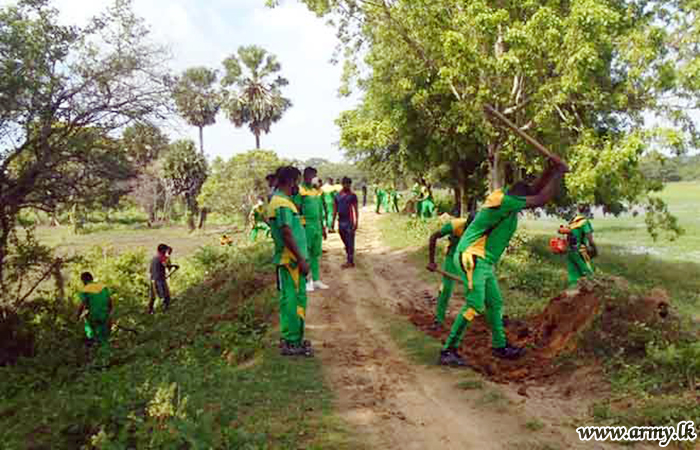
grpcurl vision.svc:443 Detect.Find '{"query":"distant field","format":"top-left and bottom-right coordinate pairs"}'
top-left (35, 223), bottom-right (243, 258)
top-left (522, 181), bottom-right (700, 263)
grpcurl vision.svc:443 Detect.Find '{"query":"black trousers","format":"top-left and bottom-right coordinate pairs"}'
top-left (338, 226), bottom-right (355, 264)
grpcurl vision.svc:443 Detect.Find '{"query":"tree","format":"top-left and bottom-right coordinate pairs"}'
top-left (288, 0), bottom-right (699, 234)
top-left (0, 0), bottom-right (172, 290)
top-left (122, 122), bottom-right (170, 166)
top-left (162, 140), bottom-right (208, 231)
top-left (172, 67), bottom-right (221, 154)
top-left (199, 149), bottom-right (283, 219)
top-left (221, 45), bottom-right (292, 149)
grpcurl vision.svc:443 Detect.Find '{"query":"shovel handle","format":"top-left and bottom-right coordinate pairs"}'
top-left (431, 267), bottom-right (464, 283)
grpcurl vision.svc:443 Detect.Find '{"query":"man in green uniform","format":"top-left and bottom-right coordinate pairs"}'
top-left (321, 177), bottom-right (337, 232)
top-left (439, 161), bottom-right (568, 366)
top-left (418, 184), bottom-right (436, 219)
top-left (268, 166), bottom-right (314, 357)
top-left (76, 272), bottom-right (112, 358)
top-left (389, 185), bottom-right (400, 213)
top-left (426, 214), bottom-right (474, 330)
top-left (558, 206), bottom-right (597, 289)
top-left (300, 167), bottom-right (329, 292)
top-left (375, 185), bottom-right (388, 214)
top-left (249, 196), bottom-right (271, 242)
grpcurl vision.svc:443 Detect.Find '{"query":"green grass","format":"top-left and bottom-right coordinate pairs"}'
top-left (456, 380), bottom-right (484, 390)
top-left (0, 240), bottom-right (354, 449)
top-left (384, 311), bottom-right (445, 366)
top-left (522, 181), bottom-right (700, 263)
top-left (34, 220), bottom-right (245, 258)
top-left (525, 419), bottom-right (546, 432)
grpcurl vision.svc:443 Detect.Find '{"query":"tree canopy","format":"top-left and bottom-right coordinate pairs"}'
top-left (287, 0), bottom-right (699, 235)
top-left (172, 67), bottom-right (222, 154)
top-left (0, 0), bottom-right (172, 290)
top-left (222, 45), bottom-right (292, 149)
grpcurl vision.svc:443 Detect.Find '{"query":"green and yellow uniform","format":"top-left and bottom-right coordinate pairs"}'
top-left (321, 184), bottom-right (337, 230)
top-left (268, 191), bottom-right (308, 345)
top-left (389, 187), bottom-right (400, 213)
top-left (434, 219), bottom-right (469, 325)
top-left (418, 186), bottom-right (435, 218)
top-left (565, 215), bottom-right (594, 287)
top-left (300, 182), bottom-right (325, 282)
top-left (444, 189), bottom-right (527, 351)
top-left (249, 200), bottom-right (271, 241)
top-left (79, 282), bottom-right (112, 349)
top-left (375, 186), bottom-right (388, 213)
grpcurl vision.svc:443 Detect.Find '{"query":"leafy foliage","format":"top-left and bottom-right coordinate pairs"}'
top-left (199, 149), bottom-right (283, 219)
top-left (288, 0), bottom-right (700, 235)
top-left (222, 45), bottom-right (292, 149)
top-left (162, 140), bottom-right (208, 229)
top-left (0, 0), bottom-right (172, 288)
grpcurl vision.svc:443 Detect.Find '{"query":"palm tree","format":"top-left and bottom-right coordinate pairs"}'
top-left (221, 45), bottom-right (292, 149)
top-left (172, 67), bottom-right (221, 154)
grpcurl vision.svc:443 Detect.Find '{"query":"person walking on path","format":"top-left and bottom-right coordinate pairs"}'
top-left (333, 177), bottom-right (359, 269)
top-left (300, 167), bottom-right (330, 292)
top-left (321, 177), bottom-right (337, 233)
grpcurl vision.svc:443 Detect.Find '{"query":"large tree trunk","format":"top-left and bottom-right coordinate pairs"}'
top-left (255, 132), bottom-right (261, 149)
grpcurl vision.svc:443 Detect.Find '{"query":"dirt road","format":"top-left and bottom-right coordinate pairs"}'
top-left (305, 208), bottom-right (643, 450)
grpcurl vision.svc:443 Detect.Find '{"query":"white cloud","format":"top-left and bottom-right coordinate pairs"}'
top-left (1, 0), bottom-right (359, 162)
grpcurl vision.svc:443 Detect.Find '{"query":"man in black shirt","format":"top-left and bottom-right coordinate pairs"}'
top-left (149, 244), bottom-right (176, 314)
top-left (333, 177), bottom-right (359, 269)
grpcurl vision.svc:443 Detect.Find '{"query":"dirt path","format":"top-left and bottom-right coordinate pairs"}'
top-left (305, 208), bottom-right (637, 450)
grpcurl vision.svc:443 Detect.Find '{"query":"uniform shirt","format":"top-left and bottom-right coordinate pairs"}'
top-left (456, 189), bottom-right (527, 264)
top-left (252, 201), bottom-right (266, 223)
top-left (440, 219), bottom-right (469, 257)
top-left (299, 182), bottom-right (324, 224)
top-left (150, 255), bottom-right (166, 282)
top-left (568, 215), bottom-right (593, 249)
top-left (79, 282), bottom-right (111, 322)
top-left (268, 190), bottom-right (309, 265)
top-left (335, 191), bottom-right (358, 228)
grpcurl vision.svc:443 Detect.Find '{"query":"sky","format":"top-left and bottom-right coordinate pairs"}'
top-left (36, 0), bottom-right (359, 162)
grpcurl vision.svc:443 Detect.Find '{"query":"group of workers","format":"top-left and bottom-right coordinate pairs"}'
top-left (76, 160), bottom-right (597, 368)
top-left (424, 161), bottom-right (597, 366)
top-left (371, 182), bottom-right (436, 219)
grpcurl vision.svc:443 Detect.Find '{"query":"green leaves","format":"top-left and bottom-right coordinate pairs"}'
top-left (221, 46), bottom-right (291, 149)
top-left (162, 140), bottom-right (208, 216)
top-left (172, 67), bottom-right (222, 153)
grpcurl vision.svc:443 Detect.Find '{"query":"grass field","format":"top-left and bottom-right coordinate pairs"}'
top-left (35, 222), bottom-right (243, 258)
top-left (522, 181), bottom-right (700, 262)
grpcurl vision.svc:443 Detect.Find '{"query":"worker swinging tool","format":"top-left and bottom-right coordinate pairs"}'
top-left (429, 104), bottom-right (570, 367)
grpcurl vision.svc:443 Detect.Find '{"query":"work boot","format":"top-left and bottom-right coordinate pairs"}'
top-left (314, 280), bottom-right (330, 290)
top-left (429, 320), bottom-right (443, 332)
top-left (439, 349), bottom-right (466, 367)
top-left (281, 341), bottom-right (314, 357)
top-left (306, 280), bottom-right (315, 292)
top-left (492, 344), bottom-right (525, 360)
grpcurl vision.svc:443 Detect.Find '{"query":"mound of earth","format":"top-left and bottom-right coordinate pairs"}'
top-left (408, 282), bottom-right (675, 384)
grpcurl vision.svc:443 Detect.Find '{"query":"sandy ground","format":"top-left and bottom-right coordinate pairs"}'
top-left (304, 208), bottom-right (657, 450)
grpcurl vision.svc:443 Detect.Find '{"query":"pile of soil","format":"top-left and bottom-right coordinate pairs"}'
top-left (407, 282), bottom-right (674, 384)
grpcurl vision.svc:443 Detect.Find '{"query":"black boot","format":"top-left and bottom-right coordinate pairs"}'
top-left (492, 344), bottom-right (525, 360)
top-left (429, 320), bottom-right (443, 332)
top-left (439, 348), bottom-right (466, 367)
